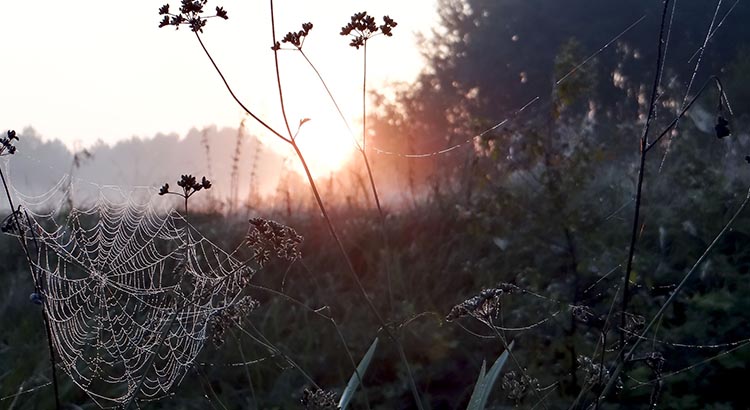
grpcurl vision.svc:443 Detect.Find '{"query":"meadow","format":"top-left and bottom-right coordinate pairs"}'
top-left (2, 1), bottom-right (750, 409)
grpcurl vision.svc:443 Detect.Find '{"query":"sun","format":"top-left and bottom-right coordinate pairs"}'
top-left (291, 111), bottom-right (358, 178)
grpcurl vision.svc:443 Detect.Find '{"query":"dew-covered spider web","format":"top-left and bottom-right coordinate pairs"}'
top-left (5, 175), bottom-right (257, 408)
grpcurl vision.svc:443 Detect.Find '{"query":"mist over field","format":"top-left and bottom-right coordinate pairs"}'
top-left (1, 126), bottom-right (285, 210)
top-left (3, 1), bottom-right (750, 409)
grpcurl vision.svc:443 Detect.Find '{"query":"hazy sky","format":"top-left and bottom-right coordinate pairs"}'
top-left (1, 1), bottom-right (438, 173)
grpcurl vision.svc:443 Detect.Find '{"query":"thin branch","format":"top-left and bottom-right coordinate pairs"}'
top-left (644, 76), bottom-right (726, 152)
top-left (619, 0), bottom-right (671, 359)
top-left (597, 187), bottom-right (750, 404)
top-left (193, 32), bottom-right (291, 145)
top-left (0, 166), bottom-right (61, 410)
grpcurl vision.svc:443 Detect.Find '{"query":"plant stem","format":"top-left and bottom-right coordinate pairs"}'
top-left (619, 0), bottom-right (670, 358)
top-left (298, 50), bottom-right (360, 149)
top-left (597, 187), bottom-right (750, 404)
top-left (190, 8), bottom-right (425, 407)
top-left (360, 40), bottom-right (394, 312)
top-left (0, 165), bottom-right (61, 410)
top-left (269, 1), bottom-right (295, 140)
top-left (298, 48), bottom-right (395, 311)
top-left (266, 4), bottom-right (422, 406)
top-left (193, 33), bottom-right (291, 145)
top-left (644, 76), bottom-right (726, 153)
top-left (231, 331), bottom-right (258, 410)
top-left (362, 41), bottom-right (368, 151)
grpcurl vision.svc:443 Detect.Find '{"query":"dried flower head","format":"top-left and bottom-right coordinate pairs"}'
top-left (501, 370), bottom-right (539, 403)
top-left (577, 355), bottom-right (610, 388)
top-left (446, 283), bottom-right (519, 322)
top-left (209, 296), bottom-right (259, 346)
top-left (246, 218), bottom-right (303, 267)
top-left (570, 305), bottom-right (595, 323)
top-left (158, 1), bottom-right (228, 33)
top-left (1, 130), bottom-right (19, 156)
top-left (158, 174), bottom-right (212, 198)
top-left (620, 311), bottom-right (645, 341)
top-left (645, 352), bottom-right (665, 373)
top-left (274, 22), bottom-right (313, 50)
top-left (340, 12), bottom-right (397, 49)
top-left (301, 387), bottom-right (337, 410)
top-left (570, 304), bottom-right (606, 329)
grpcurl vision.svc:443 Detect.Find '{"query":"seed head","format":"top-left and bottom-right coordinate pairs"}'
top-left (209, 296), bottom-right (259, 346)
top-left (301, 387), bottom-right (337, 410)
top-left (157, 1), bottom-right (228, 33)
top-left (246, 218), bottom-right (303, 267)
top-left (0, 130), bottom-right (19, 156)
top-left (340, 12), bottom-right (397, 49)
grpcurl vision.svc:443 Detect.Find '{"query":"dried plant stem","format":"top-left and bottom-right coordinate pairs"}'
top-left (196, 365), bottom-right (230, 410)
top-left (359, 40), bottom-right (395, 312)
top-left (248, 283), bottom-right (372, 410)
top-left (231, 330), bottom-right (258, 410)
top-left (190, 13), bottom-right (425, 410)
top-left (194, 33), bottom-right (291, 145)
top-left (488, 318), bottom-right (549, 409)
top-left (597, 187), bottom-right (750, 404)
top-left (270, 3), bottom-right (423, 407)
top-left (0, 166), bottom-right (61, 410)
top-left (644, 75), bottom-right (727, 153)
top-left (569, 73), bottom-right (730, 410)
top-left (298, 44), bottom-right (395, 312)
top-left (298, 51), bottom-right (359, 149)
top-left (287, 142), bottom-right (424, 408)
top-left (236, 319), bottom-right (320, 388)
top-left (619, 0), bottom-right (671, 353)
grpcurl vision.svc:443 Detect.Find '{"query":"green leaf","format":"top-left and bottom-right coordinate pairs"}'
top-left (467, 341), bottom-right (514, 410)
top-left (339, 337), bottom-right (379, 410)
top-left (466, 360), bottom-right (487, 410)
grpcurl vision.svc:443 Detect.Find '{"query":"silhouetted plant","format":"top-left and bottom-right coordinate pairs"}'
top-left (272, 22), bottom-right (313, 51)
top-left (245, 217), bottom-right (303, 267)
top-left (0, 130), bottom-right (62, 409)
top-left (0, 130), bottom-right (18, 156)
top-left (209, 296), bottom-right (260, 346)
top-left (155, 3), bottom-right (425, 408)
top-left (158, 1), bottom-right (227, 32)
top-left (339, 12), bottom-right (397, 49)
top-left (159, 174), bottom-right (212, 216)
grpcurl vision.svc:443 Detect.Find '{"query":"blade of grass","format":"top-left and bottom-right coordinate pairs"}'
top-left (466, 361), bottom-right (487, 410)
top-left (467, 340), bottom-right (514, 410)
top-left (339, 337), bottom-right (379, 410)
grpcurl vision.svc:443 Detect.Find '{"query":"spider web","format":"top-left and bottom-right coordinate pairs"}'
top-left (8, 182), bottom-right (256, 408)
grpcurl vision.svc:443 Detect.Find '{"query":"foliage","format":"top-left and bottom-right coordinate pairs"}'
top-left (3, 0), bottom-right (750, 409)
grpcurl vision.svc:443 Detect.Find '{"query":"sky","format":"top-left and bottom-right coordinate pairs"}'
top-left (0, 0), bottom-right (439, 175)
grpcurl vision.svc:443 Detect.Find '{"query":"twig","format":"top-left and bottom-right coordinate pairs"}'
top-left (0, 165), bottom-right (61, 410)
top-left (597, 187), bottom-right (750, 405)
top-left (619, 0), bottom-right (671, 364)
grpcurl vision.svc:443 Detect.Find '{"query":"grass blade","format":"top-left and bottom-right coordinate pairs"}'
top-left (466, 360), bottom-right (487, 410)
top-left (339, 337), bottom-right (379, 410)
top-left (467, 340), bottom-right (514, 410)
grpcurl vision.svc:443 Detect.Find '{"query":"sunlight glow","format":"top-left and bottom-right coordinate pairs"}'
top-left (294, 118), bottom-right (357, 178)
top-left (0, 1), bottom-right (437, 156)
